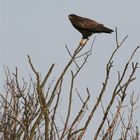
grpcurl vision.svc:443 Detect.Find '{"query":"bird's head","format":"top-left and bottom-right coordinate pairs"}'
top-left (68, 14), bottom-right (78, 20)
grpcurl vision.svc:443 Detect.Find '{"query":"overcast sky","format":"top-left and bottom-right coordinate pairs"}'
top-left (0, 0), bottom-right (140, 139)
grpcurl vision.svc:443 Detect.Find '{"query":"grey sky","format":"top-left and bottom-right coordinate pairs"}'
top-left (0, 0), bottom-right (140, 139)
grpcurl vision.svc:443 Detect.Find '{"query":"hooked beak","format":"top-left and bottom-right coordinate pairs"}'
top-left (68, 15), bottom-right (72, 19)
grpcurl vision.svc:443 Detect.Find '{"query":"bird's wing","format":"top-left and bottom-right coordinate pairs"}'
top-left (77, 18), bottom-right (104, 31)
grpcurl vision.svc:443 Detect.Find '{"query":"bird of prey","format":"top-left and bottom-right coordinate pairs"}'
top-left (68, 14), bottom-right (114, 45)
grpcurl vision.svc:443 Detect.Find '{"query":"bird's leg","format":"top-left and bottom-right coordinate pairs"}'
top-left (79, 38), bottom-right (88, 46)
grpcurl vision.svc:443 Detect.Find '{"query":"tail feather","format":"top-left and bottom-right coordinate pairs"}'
top-left (100, 26), bottom-right (114, 33)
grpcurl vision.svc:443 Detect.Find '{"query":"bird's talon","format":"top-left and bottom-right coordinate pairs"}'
top-left (79, 39), bottom-right (88, 46)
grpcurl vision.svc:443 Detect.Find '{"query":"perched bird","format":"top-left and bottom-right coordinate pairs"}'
top-left (68, 14), bottom-right (114, 45)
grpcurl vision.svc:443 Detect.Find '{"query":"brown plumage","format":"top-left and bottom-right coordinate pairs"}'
top-left (68, 14), bottom-right (114, 39)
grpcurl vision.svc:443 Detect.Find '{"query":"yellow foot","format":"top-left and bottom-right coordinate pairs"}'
top-left (79, 39), bottom-right (88, 46)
